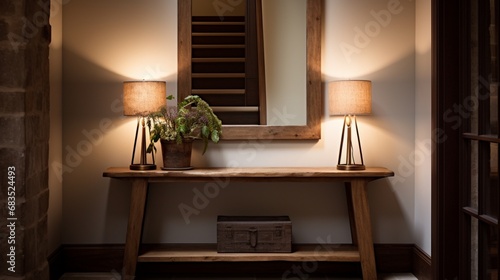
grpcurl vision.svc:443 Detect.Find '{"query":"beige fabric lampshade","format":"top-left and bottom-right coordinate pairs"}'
top-left (123, 81), bottom-right (167, 116)
top-left (329, 80), bottom-right (372, 115)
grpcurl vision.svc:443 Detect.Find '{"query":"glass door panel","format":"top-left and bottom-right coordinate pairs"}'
top-left (472, 140), bottom-right (479, 210)
top-left (480, 223), bottom-right (498, 279)
top-left (485, 143), bottom-right (499, 219)
top-left (472, 217), bottom-right (479, 280)
top-left (464, 0), bottom-right (500, 278)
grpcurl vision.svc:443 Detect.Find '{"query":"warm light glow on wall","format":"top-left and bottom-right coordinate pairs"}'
top-left (322, 0), bottom-right (414, 78)
top-left (63, 1), bottom-right (177, 80)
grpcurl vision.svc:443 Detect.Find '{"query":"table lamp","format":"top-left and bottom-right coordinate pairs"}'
top-left (123, 81), bottom-right (166, 170)
top-left (329, 80), bottom-right (372, 170)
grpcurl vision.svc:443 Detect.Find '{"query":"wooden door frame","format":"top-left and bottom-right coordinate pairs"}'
top-left (432, 0), bottom-right (465, 278)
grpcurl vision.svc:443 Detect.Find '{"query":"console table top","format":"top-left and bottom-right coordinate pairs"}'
top-left (103, 167), bottom-right (394, 181)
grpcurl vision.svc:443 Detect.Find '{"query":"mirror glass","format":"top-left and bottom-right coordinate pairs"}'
top-left (262, 0), bottom-right (307, 125)
top-left (178, 0), bottom-right (321, 140)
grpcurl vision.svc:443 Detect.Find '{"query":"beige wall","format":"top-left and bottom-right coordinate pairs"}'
top-left (59, 0), bottom-right (429, 254)
top-left (414, 0), bottom-right (432, 254)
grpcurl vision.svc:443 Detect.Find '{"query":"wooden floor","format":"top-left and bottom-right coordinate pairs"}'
top-left (59, 272), bottom-right (418, 280)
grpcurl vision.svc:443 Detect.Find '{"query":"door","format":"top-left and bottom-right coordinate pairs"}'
top-left (433, 0), bottom-right (500, 279)
top-left (461, 1), bottom-right (500, 278)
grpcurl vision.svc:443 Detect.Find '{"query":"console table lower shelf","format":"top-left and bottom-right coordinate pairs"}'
top-left (138, 244), bottom-right (360, 262)
top-left (102, 167), bottom-right (394, 280)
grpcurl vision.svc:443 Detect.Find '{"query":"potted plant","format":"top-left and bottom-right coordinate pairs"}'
top-left (147, 95), bottom-right (222, 169)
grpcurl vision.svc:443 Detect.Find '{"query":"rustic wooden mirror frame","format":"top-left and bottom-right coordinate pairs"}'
top-left (178, 0), bottom-right (322, 140)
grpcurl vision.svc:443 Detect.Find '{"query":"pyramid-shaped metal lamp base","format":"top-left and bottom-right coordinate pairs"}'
top-left (337, 164), bottom-right (365, 171)
top-left (337, 115), bottom-right (365, 171)
top-left (130, 163), bottom-right (156, 170)
top-left (130, 117), bottom-right (156, 171)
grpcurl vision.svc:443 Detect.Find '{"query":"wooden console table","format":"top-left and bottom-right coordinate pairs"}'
top-left (103, 167), bottom-right (394, 280)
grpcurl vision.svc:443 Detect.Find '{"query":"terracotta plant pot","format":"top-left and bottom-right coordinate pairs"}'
top-left (160, 139), bottom-right (193, 170)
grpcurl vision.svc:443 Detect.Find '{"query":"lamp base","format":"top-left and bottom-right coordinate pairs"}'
top-left (337, 164), bottom-right (365, 171)
top-left (130, 164), bottom-right (157, 171)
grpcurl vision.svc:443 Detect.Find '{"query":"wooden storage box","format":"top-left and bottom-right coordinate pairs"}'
top-left (217, 216), bottom-right (292, 253)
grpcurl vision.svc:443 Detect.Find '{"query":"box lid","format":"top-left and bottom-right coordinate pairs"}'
top-left (217, 216), bottom-right (291, 223)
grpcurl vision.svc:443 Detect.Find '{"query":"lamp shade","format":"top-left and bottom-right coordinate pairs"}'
top-left (123, 81), bottom-right (167, 116)
top-left (329, 80), bottom-right (372, 115)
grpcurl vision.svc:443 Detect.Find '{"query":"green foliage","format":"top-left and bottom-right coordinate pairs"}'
top-left (147, 95), bottom-right (222, 155)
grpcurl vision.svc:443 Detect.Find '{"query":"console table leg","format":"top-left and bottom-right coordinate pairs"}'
top-left (349, 179), bottom-right (377, 280)
top-left (344, 183), bottom-right (358, 245)
top-left (122, 179), bottom-right (148, 280)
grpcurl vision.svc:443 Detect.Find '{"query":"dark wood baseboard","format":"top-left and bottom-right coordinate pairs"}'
top-left (49, 243), bottom-right (431, 279)
top-left (413, 245), bottom-right (432, 280)
top-left (48, 246), bottom-right (65, 280)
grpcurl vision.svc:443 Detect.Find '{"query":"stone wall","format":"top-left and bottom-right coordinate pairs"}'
top-left (0, 0), bottom-right (51, 279)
